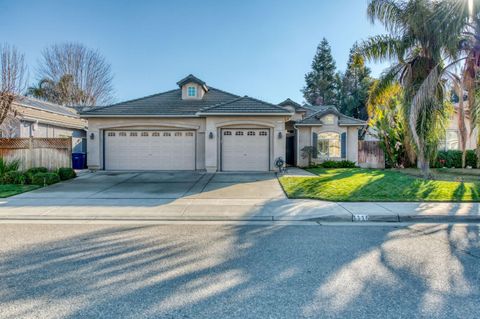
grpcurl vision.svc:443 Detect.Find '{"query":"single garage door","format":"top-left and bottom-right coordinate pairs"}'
top-left (221, 129), bottom-right (270, 171)
top-left (104, 130), bottom-right (195, 170)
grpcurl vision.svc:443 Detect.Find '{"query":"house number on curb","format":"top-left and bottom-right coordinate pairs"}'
top-left (353, 214), bottom-right (369, 222)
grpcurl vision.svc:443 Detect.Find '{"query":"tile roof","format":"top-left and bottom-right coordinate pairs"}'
top-left (81, 86), bottom-right (290, 116)
top-left (15, 96), bottom-right (80, 118)
top-left (81, 87), bottom-right (240, 116)
top-left (198, 96), bottom-right (291, 114)
top-left (297, 105), bottom-right (366, 126)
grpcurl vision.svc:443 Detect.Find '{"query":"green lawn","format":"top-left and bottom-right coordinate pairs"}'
top-left (279, 168), bottom-right (480, 202)
top-left (0, 184), bottom-right (40, 198)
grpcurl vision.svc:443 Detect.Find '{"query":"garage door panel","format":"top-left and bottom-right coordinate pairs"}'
top-left (221, 129), bottom-right (269, 171)
top-left (105, 130), bottom-right (195, 170)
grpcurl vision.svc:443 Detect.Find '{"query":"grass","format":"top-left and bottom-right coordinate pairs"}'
top-left (0, 184), bottom-right (40, 198)
top-left (279, 168), bottom-right (480, 202)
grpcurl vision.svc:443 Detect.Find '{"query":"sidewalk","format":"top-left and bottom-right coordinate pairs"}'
top-left (0, 196), bottom-right (478, 223)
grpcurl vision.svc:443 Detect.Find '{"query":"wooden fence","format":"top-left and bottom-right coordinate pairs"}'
top-left (358, 141), bottom-right (385, 169)
top-left (0, 138), bottom-right (72, 170)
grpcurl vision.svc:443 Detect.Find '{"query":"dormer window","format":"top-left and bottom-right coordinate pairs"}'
top-left (187, 86), bottom-right (196, 97)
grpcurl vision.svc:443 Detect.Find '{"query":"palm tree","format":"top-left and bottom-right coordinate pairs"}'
top-left (27, 74), bottom-right (86, 106)
top-left (434, 0), bottom-right (480, 167)
top-left (361, 0), bottom-right (460, 177)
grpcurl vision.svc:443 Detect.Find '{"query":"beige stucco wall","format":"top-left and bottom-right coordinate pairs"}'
top-left (86, 117), bottom-right (206, 170)
top-left (446, 112), bottom-right (477, 150)
top-left (86, 115), bottom-right (287, 171)
top-left (296, 114), bottom-right (361, 167)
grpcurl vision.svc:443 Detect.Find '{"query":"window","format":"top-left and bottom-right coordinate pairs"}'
top-left (141, 132), bottom-right (149, 137)
top-left (130, 132), bottom-right (137, 137)
top-left (259, 131), bottom-right (268, 136)
top-left (247, 131), bottom-right (256, 136)
top-left (175, 132), bottom-right (182, 136)
top-left (224, 131), bottom-right (232, 136)
top-left (323, 115), bottom-right (335, 125)
top-left (163, 132), bottom-right (171, 137)
top-left (107, 132), bottom-right (115, 137)
top-left (187, 86), bottom-right (196, 97)
top-left (185, 132), bottom-right (194, 136)
top-left (318, 132), bottom-right (340, 158)
top-left (152, 132), bottom-right (160, 137)
top-left (119, 132), bottom-right (127, 137)
top-left (235, 131), bottom-right (244, 136)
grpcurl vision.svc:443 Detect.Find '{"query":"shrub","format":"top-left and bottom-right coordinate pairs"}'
top-left (317, 160), bottom-right (358, 168)
top-left (25, 167), bottom-right (48, 182)
top-left (0, 158), bottom-right (20, 177)
top-left (57, 167), bottom-right (76, 180)
top-left (2, 171), bottom-right (27, 184)
top-left (31, 172), bottom-right (60, 186)
top-left (433, 150), bottom-right (477, 168)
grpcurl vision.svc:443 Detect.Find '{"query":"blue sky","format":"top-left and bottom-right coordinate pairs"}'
top-left (1, 0), bottom-right (387, 104)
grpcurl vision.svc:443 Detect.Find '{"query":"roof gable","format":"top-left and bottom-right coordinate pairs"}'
top-left (176, 74), bottom-right (206, 88)
top-left (297, 105), bottom-right (366, 126)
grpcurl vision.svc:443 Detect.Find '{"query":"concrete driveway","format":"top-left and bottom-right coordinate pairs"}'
top-left (12, 171), bottom-right (286, 200)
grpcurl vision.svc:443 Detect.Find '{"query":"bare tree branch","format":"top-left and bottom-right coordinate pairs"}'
top-left (36, 43), bottom-right (114, 106)
top-left (0, 44), bottom-right (26, 126)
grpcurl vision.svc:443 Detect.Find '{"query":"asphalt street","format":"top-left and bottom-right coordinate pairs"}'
top-left (0, 223), bottom-right (479, 319)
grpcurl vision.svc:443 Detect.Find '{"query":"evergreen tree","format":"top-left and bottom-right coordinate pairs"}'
top-left (302, 38), bottom-right (338, 105)
top-left (338, 44), bottom-right (373, 120)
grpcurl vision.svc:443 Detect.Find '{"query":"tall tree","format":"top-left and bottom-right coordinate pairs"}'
top-left (27, 75), bottom-right (86, 106)
top-left (35, 42), bottom-right (114, 106)
top-left (361, 0), bottom-right (458, 176)
top-left (338, 44), bottom-right (373, 120)
top-left (0, 44), bottom-right (26, 125)
top-left (302, 38), bottom-right (338, 105)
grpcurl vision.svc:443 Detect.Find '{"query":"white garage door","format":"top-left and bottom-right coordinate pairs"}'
top-left (221, 129), bottom-right (270, 171)
top-left (104, 130), bottom-right (195, 170)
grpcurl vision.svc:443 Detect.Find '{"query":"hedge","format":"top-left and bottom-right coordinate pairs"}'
top-left (311, 160), bottom-right (358, 169)
top-left (31, 172), bottom-right (60, 186)
top-left (57, 167), bottom-right (76, 181)
top-left (432, 150), bottom-right (477, 168)
top-left (2, 171), bottom-right (27, 184)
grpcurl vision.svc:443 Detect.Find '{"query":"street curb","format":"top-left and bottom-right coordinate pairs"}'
top-left (0, 214), bottom-right (479, 223)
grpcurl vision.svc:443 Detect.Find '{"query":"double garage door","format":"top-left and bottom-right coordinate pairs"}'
top-left (105, 130), bottom-right (195, 170)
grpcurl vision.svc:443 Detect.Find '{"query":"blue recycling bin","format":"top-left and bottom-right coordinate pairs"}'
top-left (72, 153), bottom-right (86, 169)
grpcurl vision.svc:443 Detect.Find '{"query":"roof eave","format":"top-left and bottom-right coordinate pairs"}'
top-left (196, 112), bottom-right (293, 116)
top-left (80, 114), bottom-right (199, 118)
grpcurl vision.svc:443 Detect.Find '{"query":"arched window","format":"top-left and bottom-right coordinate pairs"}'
top-left (318, 132), bottom-right (340, 158)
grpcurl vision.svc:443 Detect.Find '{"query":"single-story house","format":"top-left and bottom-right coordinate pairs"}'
top-left (81, 74), bottom-right (366, 172)
top-left (0, 96), bottom-right (87, 153)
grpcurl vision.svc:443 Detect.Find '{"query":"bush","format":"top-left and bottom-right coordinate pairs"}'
top-left (31, 172), bottom-right (60, 186)
top-left (2, 171), bottom-right (27, 184)
top-left (317, 160), bottom-right (358, 168)
top-left (0, 158), bottom-right (20, 177)
top-left (57, 167), bottom-right (76, 180)
top-left (433, 150), bottom-right (477, 168)
top-left (24, 167), bottom-right (48, 183)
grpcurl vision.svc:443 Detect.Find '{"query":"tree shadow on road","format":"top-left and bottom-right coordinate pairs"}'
top-left (0, 222), bottom-right (479, 318)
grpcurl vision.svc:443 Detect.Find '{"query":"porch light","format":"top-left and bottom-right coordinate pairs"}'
top-left (278, 132), bottom-right (283, 139)
top-left (209, 132), bottom-right (214, 139)
top-left (90, 133), bottom-right (95, 140)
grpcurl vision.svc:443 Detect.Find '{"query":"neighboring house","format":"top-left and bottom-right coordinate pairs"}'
top-left (0, 96), bottom-right (87, 153)
top-left (81, 75), bottom-right (292, 172)
top-left (439, 105), bottom-right (477, 151)
top-left (363, 103), bottom-right (479, 151)
top-left (279, 99), bottom-right (366, 167)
